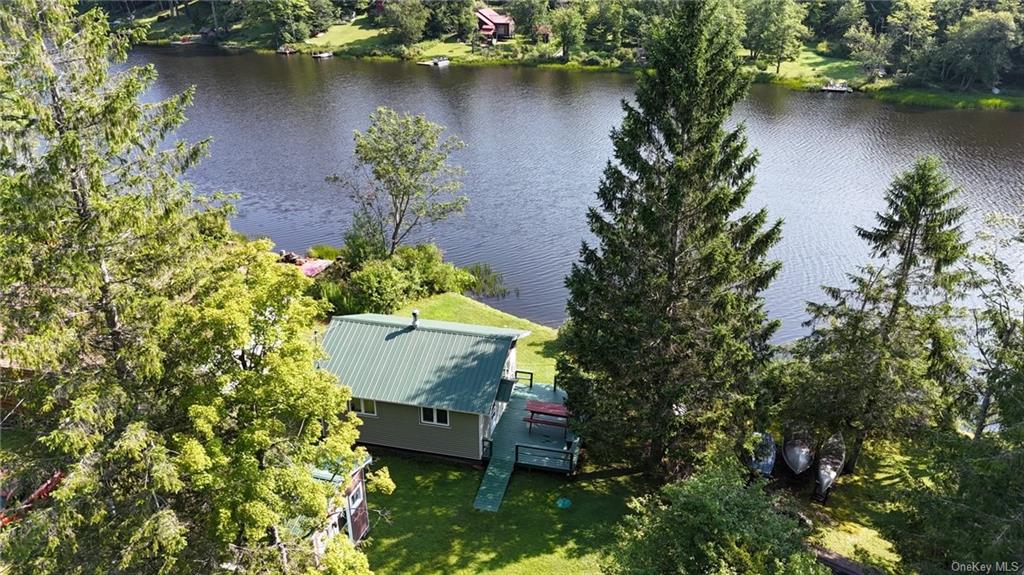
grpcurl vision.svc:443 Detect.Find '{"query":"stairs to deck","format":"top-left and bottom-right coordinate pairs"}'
top-left (472, 457), bottom-right (514, 512)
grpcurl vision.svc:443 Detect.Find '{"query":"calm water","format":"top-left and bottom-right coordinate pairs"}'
top-left (132, 46), bottom-right (1024, 341)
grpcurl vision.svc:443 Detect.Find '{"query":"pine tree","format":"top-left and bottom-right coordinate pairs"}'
top-left (856, 155), bottom-right (968, 334)
top-left (0, 2), bottom-right (372, 572)
top-left (557, 0), bottom-right (782, 478)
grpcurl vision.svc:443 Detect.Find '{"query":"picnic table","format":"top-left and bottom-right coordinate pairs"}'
top-left (523, 400), bottom-right (570, 437)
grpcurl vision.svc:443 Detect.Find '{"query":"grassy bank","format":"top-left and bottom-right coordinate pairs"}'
top-left (397, 293), bottom-right (559, 384)
top-left (365, 454), bottom-right (643, 575)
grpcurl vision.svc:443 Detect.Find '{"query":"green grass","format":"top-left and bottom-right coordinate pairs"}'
top-left (397, 293), bottom-right (559, 384)
top-left (749, 45), bottom-right (868, 90)
top-left (867, 86), bottom-right (1024, 111)
top-left (304, 16), bottom-right (389, 52)
top-left (796, 440), bottom-right (936, 574)
top-left (365, 453), bottom-right (644, 575)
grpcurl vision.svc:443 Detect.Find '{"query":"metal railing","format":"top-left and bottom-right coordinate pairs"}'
top-left (514, 443), bottom-right (578, 474)
top-left (515, 370), bottom-right (534, 388)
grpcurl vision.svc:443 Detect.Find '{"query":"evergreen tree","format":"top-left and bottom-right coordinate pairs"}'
top-left (856, 156), bottom-right (967, 335)
top-left (786, 157), bottom-right (968, 473)
top-left (557, 0), bottom-right (782, 478)
top-left (0, 2), bottom-right (373, 572)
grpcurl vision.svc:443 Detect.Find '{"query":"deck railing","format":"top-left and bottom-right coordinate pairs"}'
top-left (514, 443), bottom-right (579, 474)
top-left (514, 370), bottom-right (534, 388)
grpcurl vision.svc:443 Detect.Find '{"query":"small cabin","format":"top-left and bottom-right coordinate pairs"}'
top-left (476, 8), bottom-right (515, 40)
top-left (318, 313), bottom-right (530, 461)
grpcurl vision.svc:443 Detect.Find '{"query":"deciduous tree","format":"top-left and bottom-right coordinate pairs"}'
top-left (549, 6), bottom-right (585, 61)
top-left (333, 107), bottom-right (467, 257)
top-left (0, 2), bottom-right (373, 572)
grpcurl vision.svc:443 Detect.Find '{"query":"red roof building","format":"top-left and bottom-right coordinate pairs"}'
top-left (476, 8), bottom-right (515, 40)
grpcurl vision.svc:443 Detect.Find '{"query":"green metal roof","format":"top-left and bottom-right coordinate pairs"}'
top-left (319, 314), bottom-right (530, 414)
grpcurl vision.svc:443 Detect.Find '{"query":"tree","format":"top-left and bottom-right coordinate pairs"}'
top-left (936, 9), bottom-right (1021, 90)
top-left (382, 0), bottom-right (429, 46)
top-left (844, 19), bottom-right (893, 81)
top-left (243, 0), bottom-right (315, 44)
top-left (605, 466), bottom-right (829, 575)
top-left (508, 0), bottom-right (549, 41)
top-left (334, 107), bottom-right (467, 257)
top-left (589, 0), bottom-right (625, 46)
top-left (425, 0), bottom-right (474, 40)
top-left (887, 0), bottom-right (937, 74)
top-left (549, 6), bottom-right (585, 62)
top-left (786, 157), bottom-right (969, 473)
top-left (966, 215), bottom-right (1024, 440)
top-left (855, 156), bottom-right (967, 335)
top-left (0, 2), bottom-right (373, 572)
top-left (557, 0), bottom-right (782, 478)
top-left (743, 0), bottom-right (810, 72)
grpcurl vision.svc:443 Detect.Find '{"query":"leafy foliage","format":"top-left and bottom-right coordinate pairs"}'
top-left (605, 466), bottom-right (829, 575)
top-left (557, 0), bottom-right (781, 478)
top-left (0, 3), bottom-right (372, 572)
top-left (549, 7), bottom-right (586, 61)
top-left (382, 0), bottom-right (430, 46)
top-left (333, 107), bottom-right (467, 257)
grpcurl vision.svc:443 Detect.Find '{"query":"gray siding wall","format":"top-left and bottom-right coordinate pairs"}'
top-left (356, 401), bottom-right (482, 460)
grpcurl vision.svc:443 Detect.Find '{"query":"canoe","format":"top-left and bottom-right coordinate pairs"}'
top-left (815, 432), bottom-right (846, 499)
top-left (312, 52), bottom-right (333, 59)
top-left (782, 427), bottom-right (815, 475)
top-left (745, 432), bottom-right (776, 476)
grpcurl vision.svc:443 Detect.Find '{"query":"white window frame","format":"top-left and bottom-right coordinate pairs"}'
top-left (348, 481), bottom-right (364, 511)
top-left (350, 398), bottom-right (377, 417)
top-left (420, 406), bottom-right (450, 427)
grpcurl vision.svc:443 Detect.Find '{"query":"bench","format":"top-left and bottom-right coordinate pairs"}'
top-left (523, 417), bottom-right (568, 434)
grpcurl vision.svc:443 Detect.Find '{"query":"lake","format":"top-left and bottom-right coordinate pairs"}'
top-left (132, 46), bottom-right (1024, 341)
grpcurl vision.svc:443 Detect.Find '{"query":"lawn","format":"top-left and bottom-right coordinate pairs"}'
top-left (795, 439), bottom-right (936, 574)
top-left (749, 44), bottom-right (868, 90)
top-left (397, 293), bottom-right (560, 384)
top-left (304, 16), bottom-right (389, 52)
top-left (364, 453), bottom-right (644, 575)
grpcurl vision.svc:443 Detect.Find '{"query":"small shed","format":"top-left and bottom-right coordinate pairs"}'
top-left (311, 454), bottom-right (373, 551)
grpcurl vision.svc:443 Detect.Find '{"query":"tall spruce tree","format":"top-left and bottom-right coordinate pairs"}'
top-left (557, 0), bottom-right (782, 478)
top-left (0, 2), bottom-right (374, 572)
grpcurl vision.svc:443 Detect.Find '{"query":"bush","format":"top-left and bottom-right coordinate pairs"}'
top-left (613, 46), bottom-right (635, 65)
top-left (345, 259), bottom-right (411, 313)
top-left (390, 244), bottom-right (474, 297)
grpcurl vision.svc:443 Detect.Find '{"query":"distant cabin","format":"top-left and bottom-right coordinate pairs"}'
top-left (476, 8), bottom-right (515, 40)
top-left (319, 313), bottom-right (530, 461)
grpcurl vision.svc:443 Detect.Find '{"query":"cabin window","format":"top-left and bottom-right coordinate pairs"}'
top-left (348, 482), bottom-right (364, 511)
top-left (350, 398), bottom-right (377, 416)
top-left (420, 407), bottom-right (450, 426)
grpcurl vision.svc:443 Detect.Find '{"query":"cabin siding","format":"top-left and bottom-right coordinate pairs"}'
top-left (356, 401), bottom-right (482, 460)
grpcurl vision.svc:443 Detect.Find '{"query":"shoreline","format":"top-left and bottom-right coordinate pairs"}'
top-left (140, 39), bottom-right (1024, 112)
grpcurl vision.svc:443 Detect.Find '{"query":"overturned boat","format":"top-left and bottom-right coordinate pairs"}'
top-left (743, 432), bottom-right (777, 477)
top-left (783, 427), bottom-right (815, 475)
top-left (814, 433), bottom-right (846, 502)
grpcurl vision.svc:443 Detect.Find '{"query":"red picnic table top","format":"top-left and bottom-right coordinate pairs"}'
top-left (525, 400), bottom-right (569, 418)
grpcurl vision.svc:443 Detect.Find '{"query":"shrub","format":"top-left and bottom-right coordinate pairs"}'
top-left (613, 46), bottom-right (635, 65)
top-left (390, 244), bottom-right (474, 297)
top-left (311, 279), bottom-right (352, 316)
top-left (345, 260), bottom-right (410, 313)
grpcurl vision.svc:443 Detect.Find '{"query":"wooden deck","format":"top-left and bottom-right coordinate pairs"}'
top-left (473, 385), bottom-right (579, 512)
